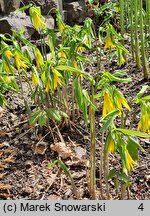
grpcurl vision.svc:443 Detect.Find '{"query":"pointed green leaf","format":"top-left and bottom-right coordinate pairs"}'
top-left (55, 65), bottom-right (94, 83)
top-left (30, 109), bottom-right (42, 125)
top-left (114, 128), bottom-right (150, 138)
top-left (133, 85), bottom-right (149, 102)
top-left (38, 112), bottom-right (48, 127)
top-left (100, 110), bottom-right (119, 133)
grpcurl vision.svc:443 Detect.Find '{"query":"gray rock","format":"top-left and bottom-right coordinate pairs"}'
top-left (0, 12), bottom-right (35, 39)
top-left (63, 0), bottom-right (86, 25)
top-left (22, 0), bottom-right (60, 15)
top-left (0, 0), bottom-right (21, 15)
top-left (44, 15), bottom-right (55, 29)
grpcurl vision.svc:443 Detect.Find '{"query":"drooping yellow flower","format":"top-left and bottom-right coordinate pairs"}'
top-left (14, 51), bottom-right (28, 71)
top-left (114, 89), bottom-right (131, 112)
top-left (120, 54), bottom-right (125, 65)
top-left (45, 79), bottom-right (51, 92)
top-left (117, 48), bottom-right (126, 66)
top-left (76, 46), bottom-right (86, 53)
top-left (3, 61), bottom-right (10, 74)
top-left (107, 135), bottom-right (115, 153)
top-left (73, 60), bottom-right (78, 69)
top-left (5, 50), bottom-right (13, 59)
top-left (34, 48), bottom-right (43, 68)
top-left (32, 72), bottom-right (38, 86)
top-left (56, 10), bottom-right (65, 34)
top-left (102, 91), bottom-right (115, 116)
top-left (59, 50), bottom-right (67, 59)
top-left (3, 50), bottom-right (13, 74)
top-left (32, 14), bottom-right (45, 30)
top-left (52, 68), bottom-right (63, 90)
top-left (116, 96), bottom-right (131, 111)
top-left (57, 19), bottom-right (65, 34)
top-left (104, 36), bottom-right (116, 50)
top-left (29, 6), bottom-right (45, 30)
top-left (124, 145), bottom-right (138, 171)
top-left (138, 104), bottom-right (150, 133)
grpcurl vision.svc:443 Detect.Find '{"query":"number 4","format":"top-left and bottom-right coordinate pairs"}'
top-left (138, 203), bottom-right (144, 211)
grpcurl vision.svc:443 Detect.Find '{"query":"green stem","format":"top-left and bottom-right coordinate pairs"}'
top-left (18, 71), bottom-right (31, 117)
top-left (134, 0), bottom-right (141, 68)
top-left (130, 1), bottom-right (135, 60)
top-left (146, 0), bottom-right (150, 30)
top-left (89, 84), bottom-right (96, 200)
top-left (139, 0), bottom-right (149, 80)
top-left (121, 182), bottom-right (126, 199)
top-left (99, 132), bottom-right (104, 199)
top-left (120, 0), bottom-right (124, 39)
top-left (104, 141), bottom-right (109, 199)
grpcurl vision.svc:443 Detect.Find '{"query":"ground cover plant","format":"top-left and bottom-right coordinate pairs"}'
top-left (0, 1), bottom-right (150, 200)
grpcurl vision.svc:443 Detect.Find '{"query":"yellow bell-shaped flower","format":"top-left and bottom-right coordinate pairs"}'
top-left (138, 104), bottom-right (150, 133)
top-left (29, 6), bottom-right (45, 30)
top-left (104, 36), bottom-right (116, 50)
top-left (102, 91), bottom-right (116, 117)
top-left (34, 48), bottom-right (43, 68)
top-left (14, 51), bottom-right (28, 71)
top-left (124, 145), bottom-right (138, 171)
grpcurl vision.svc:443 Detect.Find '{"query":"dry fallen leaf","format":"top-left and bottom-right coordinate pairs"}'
top-left (25, 160), bottom-right (33, 169)
top-left (50, 142), bottom-right (73, 159)
top-left (32, 142), bottom-right (48, 155)
top-left (0, 142), bottom-right (10, 148)
top-left (0, 183), bottom-right (12, 190)
top-left (75, 146), bottom-right (86, 159)
top-left (65, 157), bottom-right (88, 167)
top-left (145, 175), bottom-right (150, 182)
top-left (0, 173), bottom-right (6, 179)
top-left (0, 107), bottom-right (5, 118)
top-left (47, 194), bottom-right (62, 200)
top-left (3, 156), bottom-right (15, 163)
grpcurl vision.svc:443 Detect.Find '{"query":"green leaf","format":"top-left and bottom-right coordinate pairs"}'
top-left (126, 138), bottom-right (139, 161)
top-left (107, 169), bottom-right (129, 183)
top-left (13, 30), bottom-right (34, 48)
top-left (30, 109), bottom-right (42, 125)
top-left (0, 93), bottom-right (7, 106)
top-left (48, 30), bottom-right (56, 60)
top-left (128, 136), bottom-right (145, 152)
top-left (107, 169), bottom-right (118, 180)
top-left (82, 90), bottom-right (97, 110)
top-left (133, 85), bottom-right (149, 102)
top-left (48, 159), bottom-right (69, 174)
top-left (9, 78), bottom-right (19, 92)
top-left (103, 72), bottom-right (132, 83)
top-left (23, 47), bottom-right (33, 64)
top-left (87, 0), bottom-right (94, 5)
top-left (113, 71), bottom-right (128, 77)
top-left (46, 108), bottom-right (67, 122)
top-left (141, 95), bottom-right (150, 101)
top-left (94, 92), bottom-right (103, 99)
top-left (38, 112), bottom-right (48, 127)
top-left (59, 110), bottom-right (68, 118)
top-left (15, 3), bottom-right (33, 12)
top-left (74, 78), bottom-right (83, 109)
top-left (46, 108), bottom-right (61, 122)
top-left (100, 110), bottom-right (119, 133)
top-left (117, 173), bottom-right (129, 182)
top-left (127, 137), bottom-right (145, 161)
top-left (55, 65), bottom-right (94, 83)
top-left (2, 55), bottom-right (14, 74)
top-left (114, 128), bottom-right (150, 138)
